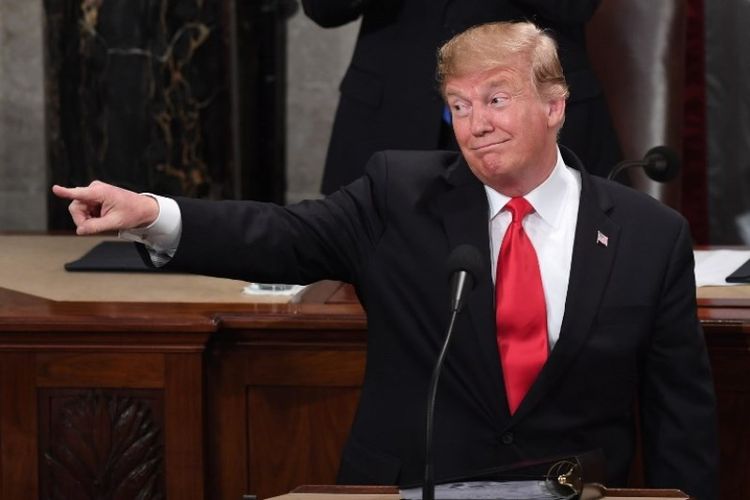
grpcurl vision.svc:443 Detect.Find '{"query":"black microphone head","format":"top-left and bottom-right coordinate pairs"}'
top-left (446, 244), bottom-right (484, 286)
top-left (446, 245), bottom-right (484, 312)
top-left (643, 145), bottom-right (680, 182)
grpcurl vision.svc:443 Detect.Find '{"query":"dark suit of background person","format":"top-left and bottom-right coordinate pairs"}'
top-left (302, 0), bottom-right (622, 193)
top-left (160, 146), bottom-right (718, 499)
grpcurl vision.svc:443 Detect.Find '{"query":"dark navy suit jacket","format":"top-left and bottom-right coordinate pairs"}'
top-left (163, 148), bottom-right (717, 500)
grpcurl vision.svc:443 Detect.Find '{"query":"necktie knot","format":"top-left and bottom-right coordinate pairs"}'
top-left (505, 197), bottom-right (534, 222)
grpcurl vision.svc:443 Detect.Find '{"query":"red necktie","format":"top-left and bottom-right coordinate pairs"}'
top-left (495, 197), bottom-right (549, 414)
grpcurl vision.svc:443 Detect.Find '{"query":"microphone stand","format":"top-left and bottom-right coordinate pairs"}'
top-left (606, 159), bottom-right (646, 181)
top-left (607, 145), bottom-right (679, 183)
top-left (423, 246), bottom-right (480, 500)
top-left (423, 300), bottom-right (462, 500)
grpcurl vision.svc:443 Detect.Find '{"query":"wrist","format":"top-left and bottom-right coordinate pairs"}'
top-left (138, 194), bottom-right (161, 228)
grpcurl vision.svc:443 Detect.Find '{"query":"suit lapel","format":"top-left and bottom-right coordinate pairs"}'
top-left (510, 148), bottom-right (620, 422)
top-left (430, 157), bottom-right (506, 415)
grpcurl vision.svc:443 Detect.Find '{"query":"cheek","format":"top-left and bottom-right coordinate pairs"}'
top-left (451, 122), bottom-right (468, 144)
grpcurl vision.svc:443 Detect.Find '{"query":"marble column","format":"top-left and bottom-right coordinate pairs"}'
top-left (1, 0), bottom-right (333, 229)
top-left (44, 0), bottom-right (233, 229)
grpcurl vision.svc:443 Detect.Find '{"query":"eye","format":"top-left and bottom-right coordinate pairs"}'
top-left (490, 94), bottom-right (509, 107)
top-left (451, 101), bottom-right (470, 118)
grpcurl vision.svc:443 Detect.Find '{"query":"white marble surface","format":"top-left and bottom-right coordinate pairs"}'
top-left (0, 0), bottom-right (47, 230)
top-left (285, 12), bottom-right (359, 203)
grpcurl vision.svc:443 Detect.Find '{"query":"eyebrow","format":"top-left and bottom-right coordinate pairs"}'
top-left (444, 90), bottom-right (467, 101)
top-left (485, 78), bottom-right (519, 94)
top-left (444, 79), bottom-right (517, 100)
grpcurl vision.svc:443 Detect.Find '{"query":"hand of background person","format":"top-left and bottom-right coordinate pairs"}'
top-left (51, 181), bottom-right (159, 235)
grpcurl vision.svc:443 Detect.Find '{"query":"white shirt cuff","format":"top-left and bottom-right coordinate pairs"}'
top-left (119, 194), bottom-right (182, 265)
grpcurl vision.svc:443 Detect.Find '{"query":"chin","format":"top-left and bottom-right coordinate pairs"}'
top-left (479, 159), bottom-right (516, 177)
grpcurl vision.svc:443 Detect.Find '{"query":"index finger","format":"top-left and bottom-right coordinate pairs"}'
top-left (52, 185), bottom-right (100, 203)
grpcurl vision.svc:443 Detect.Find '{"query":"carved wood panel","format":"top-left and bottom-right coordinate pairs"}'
top-left (38, 389), bottom-right (165, 499)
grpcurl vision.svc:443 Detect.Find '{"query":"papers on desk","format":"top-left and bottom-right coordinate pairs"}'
top-left (243, 283), bottom-right (306, 296)
top-left (400, 481), bottom-right (571, 500)
top-left (694, 249), bottom-right (750, 287)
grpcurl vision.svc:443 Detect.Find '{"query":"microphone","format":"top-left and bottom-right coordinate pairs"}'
top-left (447, 245), bottom-right (484, 313)
top-left (424, 245), bottom-right (484, 500)
top-left (607, 145), bottom-right (680, 183)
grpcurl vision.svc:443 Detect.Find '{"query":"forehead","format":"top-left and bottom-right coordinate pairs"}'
top-left (444, 65), bottom-right (530, 98)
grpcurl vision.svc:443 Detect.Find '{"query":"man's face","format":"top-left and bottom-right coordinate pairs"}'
top-left (444, 62), bottom-right (565, 196)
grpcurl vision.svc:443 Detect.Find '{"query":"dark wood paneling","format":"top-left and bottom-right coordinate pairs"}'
top-left (206, 349), bottom-right (249, 500)
top-left (715, 388), bottom-right (750, 499)
top-left (164, 354), bottom-right (204, 499)
top-left (37, 352), bottom-right (165, 388)
top-left (241, 343), bottom-right (364, 500)
top-left (0, 353), bottom-right (38, 499)
top-left (247, 386), bottom-right (360, 500)
top-left (707, 344), bottom-right (750, 500)
top-left (245, 349), bottom-right (365, 387)
top-left (683, 0), bottom-right (709, 243)
top-left (206, 336), bottom-right (366, 500)
top-left (0, 274), bottom-right (748, 499)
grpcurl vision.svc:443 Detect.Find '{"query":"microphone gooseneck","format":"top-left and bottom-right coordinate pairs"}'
top-left (423, 245), bottom-right (483, 500)
top-left (607, 145), bottom-right (680, 183)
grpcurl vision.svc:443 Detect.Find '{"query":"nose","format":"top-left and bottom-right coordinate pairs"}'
top-left (469, 106), bottom-right (493, 136)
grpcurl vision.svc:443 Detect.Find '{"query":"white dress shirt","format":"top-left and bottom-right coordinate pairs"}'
top-left (486, 148), bottom-right (581, 349)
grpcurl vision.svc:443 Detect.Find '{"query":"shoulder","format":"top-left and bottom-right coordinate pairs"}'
top-left (351, 149), bottom-right (475, 216)
top-left (592, 175), bottom-right (685, 223)
top-left (366, 149), bottom-right (460, 171)
top-left (362, 149), bottom-right (463, 188)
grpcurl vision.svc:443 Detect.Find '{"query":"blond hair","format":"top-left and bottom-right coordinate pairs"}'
top-left (437, 21), bottom-right (569, 102)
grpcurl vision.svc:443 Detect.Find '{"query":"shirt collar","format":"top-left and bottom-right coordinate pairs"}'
top-left (484, 147), bottom-right (573, 228)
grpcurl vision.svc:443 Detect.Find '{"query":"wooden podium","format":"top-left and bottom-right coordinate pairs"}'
top-left (0, 235), bottom-right (745, 499)
top-left (0, 235), bottom-right (367, 500)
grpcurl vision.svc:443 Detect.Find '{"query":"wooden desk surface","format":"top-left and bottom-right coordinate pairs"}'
top-left (1, 234), bottom-right (748, 338)
top-left (0, 234), bottom-right (291, 303)
top-left (0, 235), bottom-right (365, 337)
top-left (2, 233), bottom-right (748, 306)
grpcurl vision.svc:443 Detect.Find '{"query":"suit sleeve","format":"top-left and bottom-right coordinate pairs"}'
top-left (164, 152), bottom-right (390, 285)
top-left (509, 0), bottom-right (601, 24)
top-left (301, 0), bottom-right (369, 27)
top-left (639, 218), bottom-right (719, 500)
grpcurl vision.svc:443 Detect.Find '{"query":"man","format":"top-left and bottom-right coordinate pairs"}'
top-left (54, 22), bottom-right (718, 499)
top-left (301, 0), bottom-right (621, 193)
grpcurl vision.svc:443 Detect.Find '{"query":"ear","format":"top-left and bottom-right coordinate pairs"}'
top-left (546, 97), bottom-right (566, 129)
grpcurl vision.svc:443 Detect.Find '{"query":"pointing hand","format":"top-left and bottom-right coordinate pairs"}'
top-left (51, 181), bottom-right (159, 235)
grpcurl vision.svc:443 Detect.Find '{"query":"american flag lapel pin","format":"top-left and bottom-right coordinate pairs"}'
top-left (596, 230), bottom-right (609, 247)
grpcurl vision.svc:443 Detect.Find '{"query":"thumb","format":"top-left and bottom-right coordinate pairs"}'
top-left (76, 212), bottom-right (123, 235)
